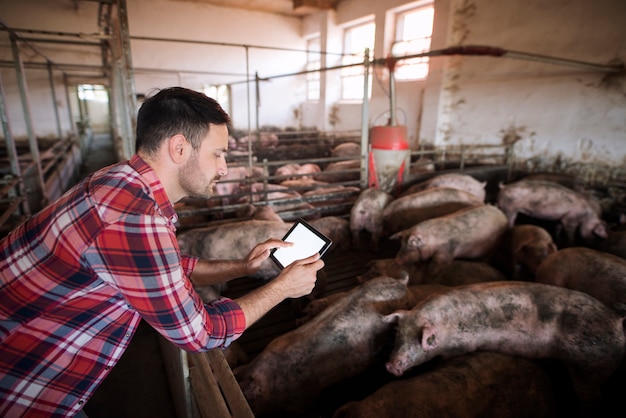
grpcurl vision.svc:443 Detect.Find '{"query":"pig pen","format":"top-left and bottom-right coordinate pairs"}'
top-left (85, 129), bottom-right (626, 418)
top-left (190, 167), bottom-right (624, 418)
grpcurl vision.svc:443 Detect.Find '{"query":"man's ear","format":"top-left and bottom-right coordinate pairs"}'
top-left (168, 134), bottom-right (189, 164)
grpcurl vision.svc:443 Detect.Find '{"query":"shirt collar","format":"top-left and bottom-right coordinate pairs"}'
top-left (128, 154), bottom-right (178, 223)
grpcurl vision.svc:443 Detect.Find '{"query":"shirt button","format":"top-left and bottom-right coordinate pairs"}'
top-left (125, 333), bottom-right (131, 338)
top-left (78, 400), bottom-right (83, 405)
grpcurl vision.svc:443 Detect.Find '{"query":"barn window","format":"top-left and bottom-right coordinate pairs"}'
top-left (203, 84), bottom-right (230, 114)
top-left (306, 36), bottom-right (321, 101)
top-left (77, 84), bottom-right (108, 102)
top-left (391, 2), bottom-right (434, 81)
top-left (341, 20), bottom-right (375, 101)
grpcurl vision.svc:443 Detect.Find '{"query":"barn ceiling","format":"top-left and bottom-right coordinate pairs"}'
top-left (168, 0), bottom-right (342, 17)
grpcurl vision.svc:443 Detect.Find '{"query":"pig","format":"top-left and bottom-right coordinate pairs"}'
top-left (279, 178), bottom-right (328, 190)
top-left (237, 132), bottom-right (279, 149)
top-left (493, 224), bottom-right (558, 280)
top-left (357, 258), bottom-right (506, 286)
top-left (597, 228), bottom-right (626, 260)
top-left (234, 275), bottom-right (443, 417)
top-left (177, 219), bottom-right (292, 280)
top-left (331, 142), bottom-right (361, 158)
top-left (307, 216), bottom-right (352, 253)
top-left (401, 173), bottom-right (487, 202)
top-left (390, 204), bottom-right (508, 276)
top-left (357, 258), bottom-right (425, 284)
top-left (274, 163), bottom-right (322, 182)
top-left (238, 182), bottom-right (318, 215)
top-left (234, 204), bottom-right (284, 222)
top-left (521, 172), bottom-right (586, 192)
top-left (382, 187), bottom-right (483, 235)
top-left (383, 281), bottom-right (626, 406)
top-left (496, 180), bottom-right (608, 243)
top-left (534, 247), bottom-right (626, 314)
top-left (274, 163), bottom-right (301, 180)
top-left (333, 352), bottom-right (559, 418)
top-left (316, 159), bottom-right (361, 183)
top-left (349, 188), bottom-right (394, 251)
top-left (297, 282), bottom-right (448, 325)
top-left (214, 165), bottom-right (264, 204)
top-left (409, 157), bottom-right (436, 175)
top-left (303, 185), bottom-right (360, 207)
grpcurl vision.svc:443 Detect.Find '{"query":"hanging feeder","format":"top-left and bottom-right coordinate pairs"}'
top-left (368, 56), bottom-right (410, 192)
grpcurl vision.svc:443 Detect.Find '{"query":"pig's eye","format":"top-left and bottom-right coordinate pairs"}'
top-left (408, 236), bottom-right (423, 248)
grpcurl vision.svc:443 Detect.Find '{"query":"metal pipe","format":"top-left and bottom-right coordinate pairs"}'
top-left (0, 72), bottom-right (30, 216)
top-left (10, 34), bottom-right (48, 204)
top-left (47, 62), bottom-right (63, 139)
top-left (373, 45), bottom-right (624, 74)
top-left (231, 44), bottom-right (624, 86)
top-left (117, 0), bottom-right (137, 159)
top-left (129, 35), bottom-right (347, 57)
top-left (359, 48), bottom-right (371, 189)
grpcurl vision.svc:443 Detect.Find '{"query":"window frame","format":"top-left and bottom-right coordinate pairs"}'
top-left (340, 19), bottom-right (375, 101)
top-left (305, 36), bottom-right (321, 101)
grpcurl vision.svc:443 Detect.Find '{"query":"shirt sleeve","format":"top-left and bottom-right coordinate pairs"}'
top-left (88, 213), bottom-right (246, 351)
top-left (180, 254), bottom-right (199, 277)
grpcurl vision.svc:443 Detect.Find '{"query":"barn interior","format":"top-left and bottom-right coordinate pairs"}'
top-left (1, 0), bottom-right (625, 417)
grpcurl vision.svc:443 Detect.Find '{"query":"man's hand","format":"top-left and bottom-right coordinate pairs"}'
top-left (243, 238), bottom-right (293, 275)
top-left (272, 253), bottom-right (325, 299)
top-left (236, 252), bottom-right (325, 328)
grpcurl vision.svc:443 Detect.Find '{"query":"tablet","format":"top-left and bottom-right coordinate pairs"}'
top-left (269, 218), bottom-right (332, 269)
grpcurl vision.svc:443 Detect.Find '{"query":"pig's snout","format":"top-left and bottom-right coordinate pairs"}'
top-left (386, 361), bottom-right (405, 377)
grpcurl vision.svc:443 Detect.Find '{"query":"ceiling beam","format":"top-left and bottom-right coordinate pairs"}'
top-left (292, 0), bottom-right (339, 12)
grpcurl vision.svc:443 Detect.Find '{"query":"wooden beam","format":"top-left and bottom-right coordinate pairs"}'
top-left (292, 0), bottom-right (338, 11)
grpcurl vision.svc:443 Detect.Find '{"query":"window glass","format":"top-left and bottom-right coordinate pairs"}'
top-left (203, 84), bottom-right (230, 114)
top-left (391, 4), bottom-right (434, 81)
top-left (306, 36), bottom-right (321, 101)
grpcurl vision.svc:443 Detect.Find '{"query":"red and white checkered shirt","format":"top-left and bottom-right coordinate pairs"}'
top-left (0, 155), bottom-right (246, 417)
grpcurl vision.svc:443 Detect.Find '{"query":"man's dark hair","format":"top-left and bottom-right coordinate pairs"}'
top-left (135, 87), bottom-right (231, 154)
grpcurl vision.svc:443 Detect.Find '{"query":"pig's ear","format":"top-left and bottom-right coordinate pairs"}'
top-left (382, 310), bottom-right (408, 324)
top-left (398, 271), bottom-right (410, 285)
top-left (421, 326), bottom-right (438, 351)
top-left (593, 222), bottom-right (609, 239)
top-left (389, 231), bottom-right (405, 240)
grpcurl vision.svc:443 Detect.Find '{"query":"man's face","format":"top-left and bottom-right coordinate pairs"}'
top-left (178, 123), bottom-right (229, 199)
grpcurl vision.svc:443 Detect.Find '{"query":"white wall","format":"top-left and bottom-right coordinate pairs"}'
top-left (0, 0), bottom-right (624, 175)
top-left (127, 0), bottom-right (308, 131)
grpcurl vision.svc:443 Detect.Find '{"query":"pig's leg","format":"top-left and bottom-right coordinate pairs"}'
top-left (426, 252), bottom-right (453, 279)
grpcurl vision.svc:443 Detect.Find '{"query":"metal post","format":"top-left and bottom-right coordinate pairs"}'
top-left (0, 72), bottom-right (29, 215)
top-left (47, 62), bottom-right (63, 139)
top-left (359, 48), bottom-right (371, 189)
top-left (10, 34), bottom-right (48, 204)
top-left (116, 0), bottom-right (137, 159)
top-left (63, 72), bottom-right (76, 138)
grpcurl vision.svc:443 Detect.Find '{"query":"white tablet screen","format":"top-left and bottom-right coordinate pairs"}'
top-left (270, 219), bottom-right (332, 269)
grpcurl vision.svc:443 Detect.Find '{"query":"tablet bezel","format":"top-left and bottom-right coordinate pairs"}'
top-left (269, 218), bottom-right (332, 270)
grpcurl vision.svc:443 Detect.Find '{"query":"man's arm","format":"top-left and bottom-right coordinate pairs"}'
top-left (235, 253), bottom-right (324, 327)
top-left (189, 259), bottom-right (248, 286)
top-left (189, 238), bottom-right (292, 286)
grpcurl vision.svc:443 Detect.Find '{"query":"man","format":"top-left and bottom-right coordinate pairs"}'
top-left (0, 87), bottom-right (324, 417)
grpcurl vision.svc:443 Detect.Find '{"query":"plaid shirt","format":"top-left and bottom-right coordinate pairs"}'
top-left (0, 155), bottom-right (246, 417)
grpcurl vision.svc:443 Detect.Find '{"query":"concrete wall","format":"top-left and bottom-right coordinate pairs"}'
top-left (423, 0), bottom-right (626, 173)
top-left (0, 0), bottom-right (624, 174)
